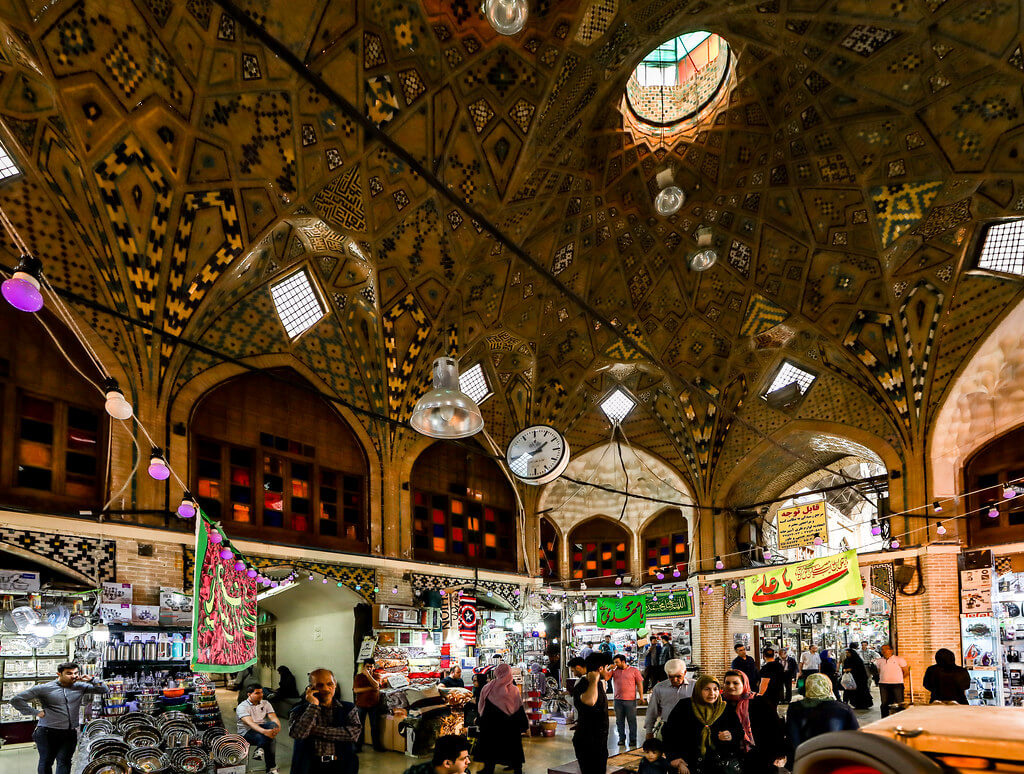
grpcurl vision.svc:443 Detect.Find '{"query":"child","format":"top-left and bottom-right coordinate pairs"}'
top-left (638, 737), bottom-right (671, 774)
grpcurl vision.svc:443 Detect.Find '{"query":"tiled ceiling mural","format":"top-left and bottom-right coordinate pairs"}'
top-left (0, 0), bottom-right (1022, 503)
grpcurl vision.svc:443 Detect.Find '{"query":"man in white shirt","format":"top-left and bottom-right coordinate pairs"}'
top-left (644, 659), bottom-right (693, 740)
top-left (874, 644), bottom-right (909, 717)
top-left (237, 685), bottom-right (280, 774)
top-left (799, 644), bottom-right (821, 677)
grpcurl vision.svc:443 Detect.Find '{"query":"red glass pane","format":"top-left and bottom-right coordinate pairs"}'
top-left (265, 492), bottom-right (283, 511)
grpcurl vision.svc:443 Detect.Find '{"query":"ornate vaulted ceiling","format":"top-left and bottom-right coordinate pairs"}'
top-left (1, 0), bottom-right (1023, 502)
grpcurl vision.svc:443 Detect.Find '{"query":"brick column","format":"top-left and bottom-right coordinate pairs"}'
top-left (893, 545), bottom-right (961, 701)
top-left (698, 586), bottom-right (725, 677)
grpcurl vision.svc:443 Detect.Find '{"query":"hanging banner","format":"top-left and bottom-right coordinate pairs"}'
top-left (458, 593), bottom-right (478, 646)
top-left (596, 594), bottom-right (646, 629)
top-left (191, 518), bottom-right (257, 672)
top-left (744, 549), bottom-right (862, 618)
top-left (777, 498), bottom-right (828, 549)
top-left (645, 592), bottom-right (694, 618)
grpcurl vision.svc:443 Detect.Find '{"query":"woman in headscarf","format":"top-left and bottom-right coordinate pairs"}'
top-left (819, 649), bottom-right (841, 696)
top-left (786, 673), bottom-right (859, 752)
top-left (721, 670), bottom-right (791, 774)
top-left (475, 663), bottom-right (529, 774)
top-left (840, 647), bottom-right (873, 709)
top-left (923, 648), bottom-right (970, 704)
top-left (275, 665), bottom-right (300, 699)
top-left (662, 675), bottom-right (743, 774)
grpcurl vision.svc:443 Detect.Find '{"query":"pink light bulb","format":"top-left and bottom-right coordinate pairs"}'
top-left (2, 256), bottom-right (44, 313)
top-left (208, 531), bottom-right (222, 544)
top-left (615, 576), bottom-right (622, 586)
top-left (871, 524), bottom-right (881, 536)
top-left (219, 548), bottom-right (232, 561)
top-left (246, 569), bottom-right (257, 579)
top-left (672, 567), bottom-right (681, 578)
top-left (936, 524), bottom-right (947, 536)
top-left (233, 561), bottom-right (245, 571)
top-left (989, 507), bottom-right (1000, 519)
top-left (890, 539), bottom-right (900, 549)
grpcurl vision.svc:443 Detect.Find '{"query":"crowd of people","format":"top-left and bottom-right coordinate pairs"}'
top-left (8, 640), bottom-right (974, 774)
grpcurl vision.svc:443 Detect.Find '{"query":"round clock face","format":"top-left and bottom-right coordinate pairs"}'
top-left (506, 425), bottom-right (570, 485)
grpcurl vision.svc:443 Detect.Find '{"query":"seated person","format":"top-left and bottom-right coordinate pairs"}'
top-left (441, 665), bottom-right (466, 688)
top-left (403, 734), bottom-right (472, 774)
top-left (237, 684), bottom-right (280, 774)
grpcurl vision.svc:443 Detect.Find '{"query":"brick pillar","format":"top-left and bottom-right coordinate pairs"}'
top-left (893, 546), bottom-right (961, 702)
top-left (698, 586), bottom-right (725, 677)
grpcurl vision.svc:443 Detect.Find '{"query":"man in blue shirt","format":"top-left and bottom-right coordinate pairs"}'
top-left (12, 662), bottom-right (107, 774)
top-left (598, 634), bottom-right (617, 654)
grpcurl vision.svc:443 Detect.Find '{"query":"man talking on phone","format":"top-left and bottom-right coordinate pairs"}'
top-left (290, 668), bottom-right (362, 773)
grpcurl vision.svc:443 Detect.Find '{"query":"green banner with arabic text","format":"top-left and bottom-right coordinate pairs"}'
top-left (743, 549), bottom-right (862, 618)
top-left (595, 595), bottom-right (646, 629)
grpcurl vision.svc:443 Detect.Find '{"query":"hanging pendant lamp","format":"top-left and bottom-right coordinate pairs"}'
top-left (409, 357), bottom-right (484, 439)
top-left (484, 0), bottom-right (527, 35)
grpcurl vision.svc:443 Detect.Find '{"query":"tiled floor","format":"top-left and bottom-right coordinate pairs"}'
top-left (217, 685), bottom-right (884, 773)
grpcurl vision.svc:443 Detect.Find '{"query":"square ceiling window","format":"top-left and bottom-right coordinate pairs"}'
top-left (0, 139), bottom-right (21, 182)
top-left (459, 363), bottom-right (492, 404)
top-left (270, 269), bottom-right (327, 339)
top-left (600, 388), bottom-right (636, 424)
top-left (763, 360), bottom-right (817, 399)
top-left (976, 219), bottom-right (1024, 276)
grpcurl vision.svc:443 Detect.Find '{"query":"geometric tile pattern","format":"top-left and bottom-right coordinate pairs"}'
top-left (740, 294), bottom-right (788, 337)
top-left (0, 528), bottom-right (116, 585)
top-left (870, 181), bottom-right (943, 248)
top-left (411, 573), bottom-right (521, 610)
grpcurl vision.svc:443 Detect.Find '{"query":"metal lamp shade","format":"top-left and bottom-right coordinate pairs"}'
top-left (409, 357), bottom-right (484, 439)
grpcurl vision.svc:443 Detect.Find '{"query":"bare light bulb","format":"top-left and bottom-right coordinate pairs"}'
top-left (933, 500), bottom-right (943, 512)
top-left (672, 567), bottom-right (681, 578)
top-left (2, 255), bottom-right (44, 313)
top-left (813, 534), bottom-right (824, 546)
top-left (689, 248), bottom-right (718, 271)
top-left (208, 531), bottom-right (223, 545)
top-left (103, 378), bottom-right (133, 420)
top-left (655, 185), bottom-right (685, 216)
top-left (615, 575), bottom-right (623, 586)
top-left (246, 569), bottom-right (257, 579)
top-left (219, 548), bottom-right (232, 561)
top-left (147, 448), bottom-right (170, 481)
top-left (889, 538), bottom-right (900, 549)
top-left (1004, 487), bottom-right (1017, 500)
top-left (989, 507), bottom-right (1000, 519)
top-left (871, 523), bottom-right (882, 536)
top-left (483, 0), bottom-right (527, 35)
top-left (177, 493), bottom-right (197, 519)
top-left (936, 524), bottom-right (947, 536)
top-left (714, 556), bottom-right (724, 570)
top-left (233, 561), bottom-right (245, 571)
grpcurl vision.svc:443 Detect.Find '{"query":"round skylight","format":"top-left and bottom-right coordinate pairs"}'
top-left (624, 31), bottom-right (731, 130)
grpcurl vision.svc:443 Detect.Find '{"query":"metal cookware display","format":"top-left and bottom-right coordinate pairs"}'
top-left (201, 726), bottom-right (227, 748)
top-left (88, 736), bottom-right (129, 761)
top-left (123, 727), bottom-right (160, 749)
top-left (82, 758), bottom-right (130, 774)
top-left (125, 746), bottom-right (168, 773)
top-left (166, 747), bottom-right (210, 773)
top-left (210, 734), bottom-right (250, 765)
top-left (84, 719), bottom-right (114, 738)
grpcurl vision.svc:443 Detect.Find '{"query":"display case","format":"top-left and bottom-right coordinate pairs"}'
top-left (961, 614), bottom-right (1003, 706)
top-left (997, 569), bottom-right (1024, 707)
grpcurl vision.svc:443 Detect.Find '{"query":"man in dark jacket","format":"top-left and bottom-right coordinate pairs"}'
top-left (731, 643), bottom-right (759, 689)
top-left (290, 668), bottom-right (362, 774)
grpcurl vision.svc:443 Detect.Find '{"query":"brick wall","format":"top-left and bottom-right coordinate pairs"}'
top-left (115, 538), bottom-right (184, 604)
top-left (894, 548), bottom-right (961, 700)
top-left (698, 588), bottom-right (726, 677)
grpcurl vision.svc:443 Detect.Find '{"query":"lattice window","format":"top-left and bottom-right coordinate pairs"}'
top-left (0, 140), bottom-right (21, 182)
top-left (600, 388), bottom-right (636, 423)
top-left (572, 539), bottom-right (628, 580)
top-left (763, 360), bottom-right (816, 397)
top-left (412, 491), bottom-right (514, 564)
top-left (459, 363), bottom-right (492, 404)
top-left (977, 220), bottom-right (1024, 276)
top-left (270, 269), bottom-right (326, 339)
top-left (645, 532), bottom-right (688, 576)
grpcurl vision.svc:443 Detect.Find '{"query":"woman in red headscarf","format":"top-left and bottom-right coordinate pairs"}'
top-left (722, 669), bottom-right (792, 774)
top-left (475, 663), bottom-right (529, 774)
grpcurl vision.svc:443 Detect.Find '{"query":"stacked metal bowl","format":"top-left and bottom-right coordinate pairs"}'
top-left (84, 719), bottom-right (114, 738)
top-left (166, 746), bottom-right (210, 773)
top-left (210, 733), bottom-right (250, 765)
top-left (82, 758), bottom-right (130, 774)
top-left (200, 726), bottom-right (227, 749)
top-left (88, 735), bottom-right (129, 761)
top-left (125, 746), bottom-right (168, 773)
top-left (124, 726), bottom-right (160, 749)
top-left (159, 716), bottom-right (197, 749)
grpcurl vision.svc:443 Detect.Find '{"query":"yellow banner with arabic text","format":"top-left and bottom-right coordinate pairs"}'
top-left (777, 498), bottom-right (827, 549)
top-left (743, 550), bottom-right (862, 618)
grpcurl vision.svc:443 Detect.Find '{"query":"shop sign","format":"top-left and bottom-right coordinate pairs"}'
top-left (645, 591), bottom-right (694, 618)
top-left (191, 519), bottom-right (257, 672)
top-left (595, 595), bottom-right (646, 629)
top-left (0, 571), bottom-right (39, 592)
top-left (960, 567), bottom-right (992, 616)
top-left (777, 499), bottom-right (828, 549)
top-left (358, 635), bottom-right (378, 661)
top-left (743, 549), bottom-right (862, 617)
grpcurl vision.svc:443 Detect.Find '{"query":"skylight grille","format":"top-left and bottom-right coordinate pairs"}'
top-left (0, 139), bottom-right (20, 182)
top-left (270, 269), bottom-right (326, 339)
top-left (459, 363), bottom-right (492, 404)
top-left (764, 361), bottom-right (816, 397)
top-left (977, 220), bottom-right (1024, 276)
top-left (600, 388), bottom-right (636, 424)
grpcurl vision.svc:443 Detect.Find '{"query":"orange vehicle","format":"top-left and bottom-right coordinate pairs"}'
top-left (793, 704), bottom-right (1024, 773)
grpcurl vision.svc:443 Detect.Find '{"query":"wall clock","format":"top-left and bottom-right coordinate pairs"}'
top-left (505, 425), bottom-right (570, 485)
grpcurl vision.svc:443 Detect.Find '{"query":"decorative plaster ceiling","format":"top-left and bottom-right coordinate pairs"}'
top-left (1, 0), bottom-right (1023, 504)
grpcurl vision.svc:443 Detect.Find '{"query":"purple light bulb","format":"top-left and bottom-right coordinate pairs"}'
top-left (246, 569), bottom-right (257, 579)
top-left (219, 548), bottom-right (232, 561)
top-left (233, 561), bottom-right (245, 572)
top-left (2, 256), bottom-right (44, 313)
top-left (208, 531), bottom-right (222, 544)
